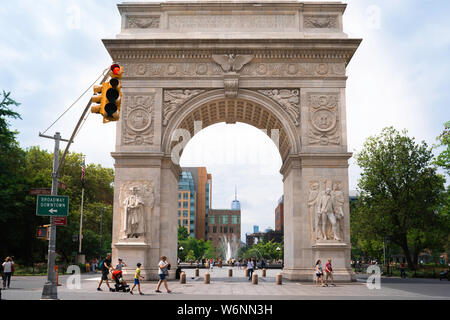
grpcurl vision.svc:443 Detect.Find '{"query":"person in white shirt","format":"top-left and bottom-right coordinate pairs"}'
top-left (2, 256), bottom-right (14, 289)
top-left (155, 256), bottom-right (172, 293)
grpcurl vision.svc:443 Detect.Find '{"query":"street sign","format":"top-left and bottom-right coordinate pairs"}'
top-left (54, 217), bottom-right (67, 226)
top-left (30, 188), bottom-right (51, 195)
top-left (36, 195), bottom-right (69, 217)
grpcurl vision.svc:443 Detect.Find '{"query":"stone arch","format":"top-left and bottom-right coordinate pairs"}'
top-left (162, 89), bottom-right (300, 163)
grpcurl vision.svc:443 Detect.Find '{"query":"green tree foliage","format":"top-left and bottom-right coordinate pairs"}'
top-left (434, 121), bottom-right (450, 175)
top-left (177, 225), bottom-right (189, 241)
top-left (239, 240), bottom-right (283, 260)
top-left (353, 127), bottom-right (449, 270)
top-left (0, 90), bottom-right (115, 264)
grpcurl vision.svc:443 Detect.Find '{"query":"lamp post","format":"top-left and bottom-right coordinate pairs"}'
top-left (276, 247), bottom-right (281, 263)
top-left (179, 246), bottom-right (184, 263)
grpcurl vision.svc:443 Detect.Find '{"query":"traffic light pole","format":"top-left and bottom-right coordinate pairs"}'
top-left (39, 132), bottom-right (71, 300)
top-left (38, 70), bottom-right (110, 300)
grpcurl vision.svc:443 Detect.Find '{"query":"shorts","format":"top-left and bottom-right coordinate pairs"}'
top-left (316, 272), bottom-right (323, 278)
top-left (134, 278), bottom-right (140, 285)
top-left (102, 272), bottom-right (109, 280)
top-left (159, 274), bottom-right (166, 281)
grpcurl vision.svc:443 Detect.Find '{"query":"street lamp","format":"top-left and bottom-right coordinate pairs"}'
top-left (179, 246), bottom-right (184, 263)
top-left (276, 247), bottom-right (281, 263)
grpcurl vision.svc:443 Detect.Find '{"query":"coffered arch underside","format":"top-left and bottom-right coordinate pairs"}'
top-left (162, 90), bottom-right (299, 162)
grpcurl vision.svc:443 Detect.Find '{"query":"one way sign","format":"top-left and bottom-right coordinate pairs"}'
top-left (36, 195), bottom-right (69, 217)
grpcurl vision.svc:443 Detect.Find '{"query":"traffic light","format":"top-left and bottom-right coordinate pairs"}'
top-left (37, 225), bottom-right (50, 240)
top-left (91, 63), bottom-right (124, 123)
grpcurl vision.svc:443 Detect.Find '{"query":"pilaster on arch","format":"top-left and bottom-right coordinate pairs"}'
top-left (161, 89), bottom-right (300, 164)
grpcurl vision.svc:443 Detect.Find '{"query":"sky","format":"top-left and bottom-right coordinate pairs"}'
top-left (1, 0), bottom-right (449, 241)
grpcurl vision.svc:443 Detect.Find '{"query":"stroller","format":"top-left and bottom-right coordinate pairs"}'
top-left (112, 270), bottom-right (130, 292)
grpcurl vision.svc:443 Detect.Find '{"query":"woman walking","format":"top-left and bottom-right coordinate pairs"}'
top-left (315, 260), bottom-right (325, 287)
top-left (2, 257), bottom-right (14, 289)
top-left (155, 256), bottom-right (172, 293)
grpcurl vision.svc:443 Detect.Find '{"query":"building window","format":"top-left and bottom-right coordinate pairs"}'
top-left (224, 226), bottom-right (228, 233)
top-left (183, 220), bottom-right (188, 226)
top-left (183, 193), bottom-right (189, 199)
top-left (213, 226), bottom-right (217, 233)
top-left (178, 202), bottom-right (181, 208)
top-left (183, 201), bottom-right (188, 208)
top-left (230, 227), bottom-right (233, 233)
top-left (183, 210), bottom-right (188, 217)
top-left (178, 211), bottom-right (181, 217)
top-left (178, 193), bottom-right (181, 199)
top-left (220, 226), bottom-right (223, 233)
top-left (209, 215), bottom-right (215, 225)
top-left (222, 215), bottom-right (228, 224)
top-left (231, 215), bottom-right (238, 224)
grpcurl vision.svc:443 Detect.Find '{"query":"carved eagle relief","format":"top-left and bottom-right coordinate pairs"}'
top-left (212, 54), bottom-right (254, 73)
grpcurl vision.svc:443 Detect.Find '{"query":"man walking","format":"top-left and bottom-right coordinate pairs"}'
top-left (325, 258), bottom-right (336, 287)
top-left (97, 253), bottom-right (114, 292)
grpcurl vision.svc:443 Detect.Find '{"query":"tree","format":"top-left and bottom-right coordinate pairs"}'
top-left (177, 225), bottom-right (189, 241)
top-left (434, 121), bottom-right (450, 175)
top-left (354, 127), bottom-right (448, 270)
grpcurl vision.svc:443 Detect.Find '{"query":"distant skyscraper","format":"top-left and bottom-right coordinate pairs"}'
top-left (231, 186), bottom-right (241, 210)
top-left (275, 195), bottom-right (284, 233)
top-left (253, 225), bottom-right (259, 233)
top-left (179, 167), bottom-right (212, 240)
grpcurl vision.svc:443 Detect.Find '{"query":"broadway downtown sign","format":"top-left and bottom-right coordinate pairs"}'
top-left (36, 195), bottom-right (69, 217)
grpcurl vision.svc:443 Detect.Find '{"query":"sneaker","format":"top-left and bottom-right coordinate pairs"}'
top-left (109, 288), bottom-right (114, 292)
top-left (97, 288), bottom-right (102, 291)
top-left (325, 284), bottom-right (328, 287)
top-left (130, 291), bottom-right (134, 295)
top-left (167, 290), bottom-right (172, 293)
top-left (155, 290), bottom-right (162, 293)
top-left (139, 292), bottom-right (144, 295)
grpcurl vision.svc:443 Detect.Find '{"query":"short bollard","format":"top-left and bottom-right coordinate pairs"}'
top-left (228, 268), bottom-right (233, 277)
top-left (180, 272), bottom-right (186, 284)
top-left (276, 273), bottom-right (282, 285)
top-left (262, 269), bottom-right (266, 277)
top-left (204, 272), bottom-right (210, 284)
top-left (195, 268), bottom-right (199, 277)
top-left (252, 273), bottom-right (258, 285)
top-left (245, 269), bottom-right (249, 277)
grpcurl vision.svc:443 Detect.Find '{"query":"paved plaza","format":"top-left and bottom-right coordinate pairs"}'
top-left (1, 267), bottom-right (449, 300)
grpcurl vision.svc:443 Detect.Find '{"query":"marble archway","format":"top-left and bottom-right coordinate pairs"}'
top-left (104, 0), bottom-right (360, 281)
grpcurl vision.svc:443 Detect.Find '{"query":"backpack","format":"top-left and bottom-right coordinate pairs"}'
top-left (167, 263), bottom-right (171, 270)
top-left (99, 260), bottom-right (104, 270)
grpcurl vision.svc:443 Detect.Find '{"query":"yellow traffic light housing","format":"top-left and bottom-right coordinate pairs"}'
top-left (91, 64), bottom-right (124, 123)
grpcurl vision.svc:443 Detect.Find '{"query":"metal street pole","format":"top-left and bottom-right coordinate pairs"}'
top-left (39, 132), bottom-right (70, 300)
top-left (100, 207), bottom-right (104, 256)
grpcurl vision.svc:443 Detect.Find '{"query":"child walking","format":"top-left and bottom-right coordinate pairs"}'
top-left (130, 263), bottom-right (144, 295)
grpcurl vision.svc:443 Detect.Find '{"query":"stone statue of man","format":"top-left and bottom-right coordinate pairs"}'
top-left (332, 182), bottom-right (345, 240)
top-left (123, 187), bottom-right (145, 238)
top-left (317, 187), bottom-right (341, 240)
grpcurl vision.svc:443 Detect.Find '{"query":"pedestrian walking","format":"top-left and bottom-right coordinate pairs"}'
top-left (325, 259), bottom-right (335, 287)
top-left (237, 259), bottom-right (242, 270)
top-left (315, 260), bottom-right (325, 287)
top-left (97, 253), bottom-right (114, 292)
top-left (2, 257), bottom-right (14, 289)
top-left (209, 258), bottom-right (214, 273)
top-left (155, 256), bottom-right (172, 293)
top-left (247, 258), bottom-right (254, 281)
top-left (130, 263), bottom-right (144, 295)
top-left (400, 263), bottom-right (406, 279)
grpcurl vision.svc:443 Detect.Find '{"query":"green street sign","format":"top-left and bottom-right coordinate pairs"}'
top-left (36, 195), bottom-right (69, 217)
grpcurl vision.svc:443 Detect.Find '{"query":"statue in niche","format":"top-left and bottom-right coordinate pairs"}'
top-left (123, 187), bottom-right (145, 238)
top-left (317, 187), bottom-right (341, 241)
top-left (308, 182), bottom-right (321, 240)
top-left (332, 182), bottom-right (345, 239)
